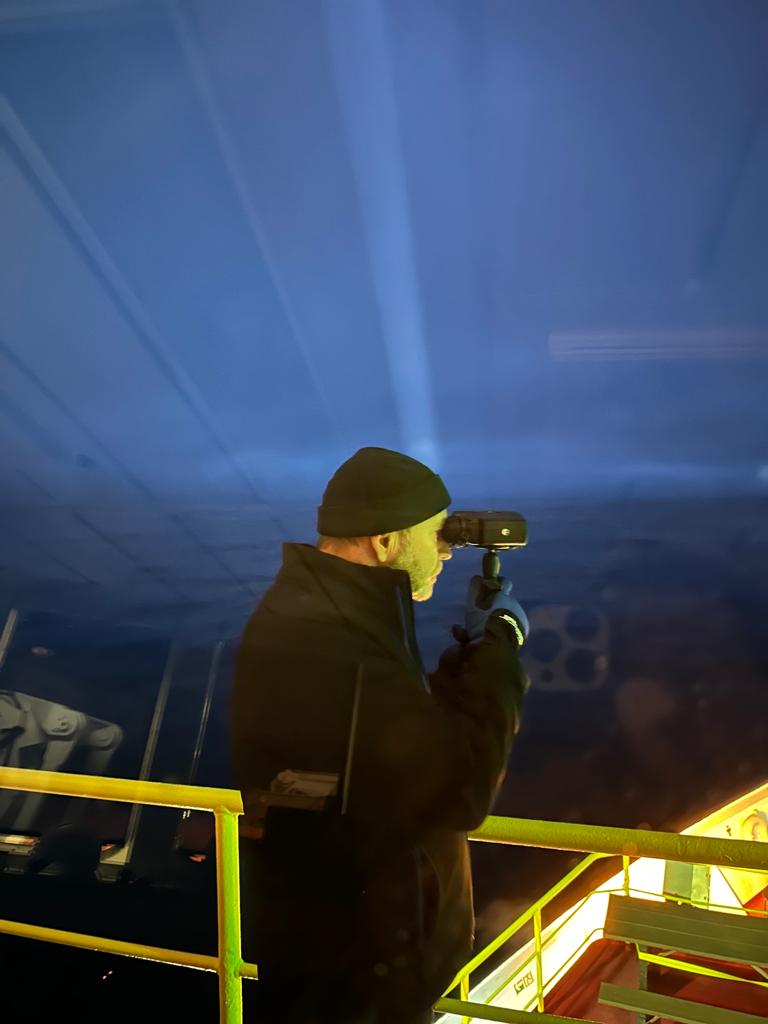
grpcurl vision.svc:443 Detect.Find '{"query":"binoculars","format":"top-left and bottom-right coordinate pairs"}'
top-left (440, 511), bottom-right (528, 580)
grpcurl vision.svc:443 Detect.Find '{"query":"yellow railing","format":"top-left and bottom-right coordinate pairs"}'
top-left (1, 766), bottom-right (766, 1023)
top-left (434, 815), bottom-right (768, 1021)
top-left (0, 765), bottom-right (256, 1023)
top-left (437, 851), bottom-right (608, 1022)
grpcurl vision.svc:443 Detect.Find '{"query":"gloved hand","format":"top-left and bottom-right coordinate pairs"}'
top-left (452, 575), bottom-right (530, 647)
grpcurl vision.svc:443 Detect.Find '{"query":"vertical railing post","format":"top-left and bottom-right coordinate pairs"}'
top-left (460, 973), bottom-right (471, 1023)
top-left (533, 909), bottom-right (545, 1012)
top-left (215, 806), bottom-right (243, 1024)
top-left (123, 642), bottom-right (179, 865)
top-left (622, 854), bottom-right (631, 896)
top-left (0, 607), bottom-right (19, 674)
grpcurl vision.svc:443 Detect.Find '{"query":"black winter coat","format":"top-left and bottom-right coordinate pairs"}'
top-left (231, 543), bottom-right (527, 1020)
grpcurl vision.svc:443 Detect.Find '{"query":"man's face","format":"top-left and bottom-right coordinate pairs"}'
top-left (390, 510), bottom-right (452, 602)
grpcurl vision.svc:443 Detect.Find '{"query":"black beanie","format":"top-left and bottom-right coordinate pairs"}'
top-left (317, 447), bottom-right (451, 537)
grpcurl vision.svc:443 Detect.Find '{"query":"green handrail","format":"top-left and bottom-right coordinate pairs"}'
top-left (1, 766), bottom-right (766, 1024)
top-left (441, 852), bottom-right (606, 997)
top-left (436, 814), bottom-right (768, 1020)
top-left (472, 815), bottom-right (768, 871)
top-left (436, 999), bottom-right (597, 1023)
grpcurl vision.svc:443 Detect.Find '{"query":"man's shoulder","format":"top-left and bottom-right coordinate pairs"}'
top-left (239, 597), bottom-right (363, 657)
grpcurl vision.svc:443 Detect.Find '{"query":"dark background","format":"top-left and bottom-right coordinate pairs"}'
top-left (0, 0), bottom-right (767, 1012)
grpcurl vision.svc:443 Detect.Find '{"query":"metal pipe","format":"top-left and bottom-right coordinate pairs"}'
top-left (123, 642), bottom-right (179, 862)
top-left (434, 998), bottom-right (594, 1023)
top-left (460, 974), bottom-right (471, 1024)
top-left (0, 916), bottom-right (219, 972)
top-left (187, 641), bottom-right (223, 789)
top-left (533, 909), bottom-right (544, 1012)
top-left (0, 765), bottom-right (243, 814)
top-left (2, 772), bottom-right (762, 873)
top-left (443, 854), bottom-right (605, 995)
top-left (0, 607), bottom-right (19, 674)
top-left (180, 640), bottom-right (224, 832)
top-left (2, 764), bottom-right (767, 1024)
top-left (470, 815), bottom-right (768, 872)
top-left (215, 806), bottom-right (245, 1022)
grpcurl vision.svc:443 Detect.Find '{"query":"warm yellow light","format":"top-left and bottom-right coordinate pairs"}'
top-left (437, 780), bottom-right (768, 1023)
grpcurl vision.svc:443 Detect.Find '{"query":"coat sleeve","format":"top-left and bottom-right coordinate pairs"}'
top-left (347, 612), bottom-right (529, 837)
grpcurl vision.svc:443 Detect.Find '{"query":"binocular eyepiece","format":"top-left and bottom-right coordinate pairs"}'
top-left (440, 511), bottom-right (528, 581)
top-left (440, 510), bottom-right (528, 550)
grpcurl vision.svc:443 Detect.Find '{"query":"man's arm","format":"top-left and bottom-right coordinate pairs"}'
top-left (348, 612), bottom-right (528, 836)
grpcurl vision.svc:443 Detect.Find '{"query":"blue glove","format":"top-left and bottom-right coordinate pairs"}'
top-left (452, 575), bottom-right (530, 647)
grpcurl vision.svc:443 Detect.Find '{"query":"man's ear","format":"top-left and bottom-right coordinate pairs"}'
top-left (370, 532), bottom-right (396, 564)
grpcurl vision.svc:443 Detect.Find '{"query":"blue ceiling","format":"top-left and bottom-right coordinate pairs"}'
top-left (1, 0), bottom-right (767, 637)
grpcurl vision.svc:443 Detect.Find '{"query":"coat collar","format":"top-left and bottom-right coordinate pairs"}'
top-left (266, 543), bottom-right (426, 680)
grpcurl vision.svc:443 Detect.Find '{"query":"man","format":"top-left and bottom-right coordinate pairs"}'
top-left (231, 447), bottom-right (529, 1023)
